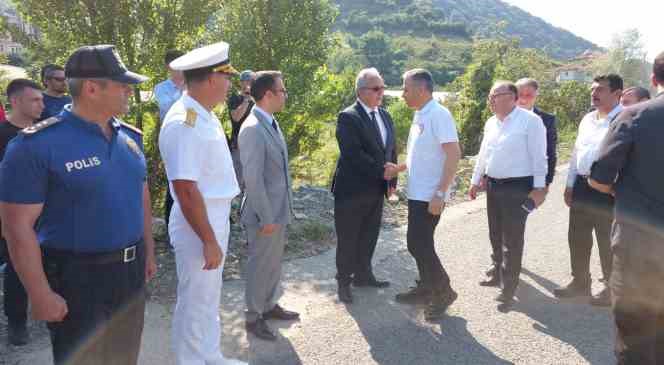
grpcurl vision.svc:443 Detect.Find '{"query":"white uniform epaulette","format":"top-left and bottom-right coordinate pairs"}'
top-left (21, 116), bottom-right (61, 135)
top-left (120, 121), bottom-right (143, 135)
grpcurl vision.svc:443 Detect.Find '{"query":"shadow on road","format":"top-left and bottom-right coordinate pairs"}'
top-left (515, 268), bottom-right (614, 365)
top-left (344, 288), bottom-right (513, 365)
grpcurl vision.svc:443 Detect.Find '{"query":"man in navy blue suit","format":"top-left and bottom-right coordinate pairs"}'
top-left (480, 77), bottom-right (558, 286)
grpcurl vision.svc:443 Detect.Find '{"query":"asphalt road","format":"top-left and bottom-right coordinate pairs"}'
top-left (2, 166), bottom-right (614, 365)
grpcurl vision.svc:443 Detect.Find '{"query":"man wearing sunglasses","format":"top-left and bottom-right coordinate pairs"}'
top-left (39, 64), bottom-right (72, 120)
top-left (332, 67), bottom-right (399, 304)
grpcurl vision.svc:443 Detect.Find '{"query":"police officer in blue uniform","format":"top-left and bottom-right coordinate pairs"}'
top-left (0, 45), bottom-right (157, 365)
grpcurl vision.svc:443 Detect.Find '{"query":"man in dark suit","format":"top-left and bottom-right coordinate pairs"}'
top-left (588, 51), bottom-right (664, 365)
top-left (332, 67), bottom-right (401, 303)
top-left (480, 77), bottom-right (558, 286)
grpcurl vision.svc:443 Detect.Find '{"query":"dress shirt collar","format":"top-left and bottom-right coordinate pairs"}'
top-left (496, 105), bottom-right (520, 123)
top-left (415, 98), bottom-right (436, 117)
top-left (357, 99), bottom-right (378, 115)
top-left (594, 103), bottom-right (623, 122)
top-left (253, 105), bottom-right (274, 122)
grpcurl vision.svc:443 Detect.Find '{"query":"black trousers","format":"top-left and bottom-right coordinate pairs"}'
top-left (407, 200), bottom-right (450, 291)
top-left (611, 221), bottom-right (664, 365)
top-left (487, 176), bottom-right (532, 295)
top-left (44, 244), bottom-right (146, 365)
top-left (335, 189), bottom-right (384, 285)
top-left (568, 176), bottom-right (614, 281)
top-left (3, 258), bottom-right (28, 326)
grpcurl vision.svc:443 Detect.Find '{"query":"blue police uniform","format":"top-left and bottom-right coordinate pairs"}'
top-left (0, 105), bottom-right (148, 364)
top-left (0, 105), bottom-right (146, 252)
top-left (39, 93), bottom-right (73, 121)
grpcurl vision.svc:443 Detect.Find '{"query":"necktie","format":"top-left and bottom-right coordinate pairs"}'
top-left (371, 111), bottom-right (385, 145)
top-left (271, 119), bottom-right (278, 132)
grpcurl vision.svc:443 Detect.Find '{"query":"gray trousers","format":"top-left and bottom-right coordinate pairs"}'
top-left (245, 224), bottom-right (286, 322)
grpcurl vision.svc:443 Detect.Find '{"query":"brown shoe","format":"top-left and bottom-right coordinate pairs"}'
top-left (246, 318), bottom-right (276, 341)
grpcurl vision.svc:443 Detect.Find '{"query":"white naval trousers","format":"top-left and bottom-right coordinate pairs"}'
top-left (169, 198), bottom-right (236, 365)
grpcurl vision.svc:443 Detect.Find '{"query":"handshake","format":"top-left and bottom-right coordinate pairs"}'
top-left (384, 162), bottom-right (407, 180)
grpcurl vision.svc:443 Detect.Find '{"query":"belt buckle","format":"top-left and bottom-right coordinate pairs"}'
top-left (123, 246), bottom-right (136, 263)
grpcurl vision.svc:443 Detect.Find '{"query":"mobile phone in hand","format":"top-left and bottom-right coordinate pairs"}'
top-left (521, 198), bottom-right (536, 213)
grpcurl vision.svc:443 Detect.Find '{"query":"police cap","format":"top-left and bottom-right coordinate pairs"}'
top-left (65, 45), bottom-right (148, 84)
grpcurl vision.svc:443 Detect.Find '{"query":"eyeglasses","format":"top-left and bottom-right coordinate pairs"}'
top-left (50, 76), bottom-right (66, 82)
top-left (362, 86), bottom-right (386, 93)
top-left (487, 92), bottom-right (513, 101)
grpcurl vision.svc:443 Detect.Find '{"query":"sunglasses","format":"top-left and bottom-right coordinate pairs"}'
top-left (362, 86), bottom-right (386, 93)
top-left (50, 76), bottom-right (66, 82)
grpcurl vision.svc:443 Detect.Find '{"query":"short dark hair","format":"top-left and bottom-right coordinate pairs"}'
top-left (41, 64), bottom-right (64, 86)
top-left (7, 78), bottom-right (42, 99)
top-left (654, 51), bottom-right (664, 84)
top-left (251, 71), bottom-right (283, 101)
top-left (593, 74), bottom-right (623, 92)
top-left (403, 68), bottom-right (434, 93)
top-left (492, 80), bottom-right (518, 100)
top-left (623, 86), bottom-right (651, 101)
top-left (515, 78), bottom-right (539, 91)
top-left (164, 50), bottom-right (184, 66)
top-left (183, 65), bottom-right (216, 85)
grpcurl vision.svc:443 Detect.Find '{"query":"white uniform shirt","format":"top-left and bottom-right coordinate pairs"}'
top-left (159, 93), bottom-right (240, 202)
top-left (406, 99), bottom-right (459, 202)
top-left (358, 99), bottom-right (387, 146)
top-left (471, 106), bottom-right (548, 188)
top-left (566, 104), bottom-right (623, 187)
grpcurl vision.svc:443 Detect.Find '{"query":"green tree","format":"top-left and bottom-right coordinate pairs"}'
top-left (592, 28), bottom-right (651, 88)
top-left (6, 0), bottom-right (218, 128)
top-left (215, 0), bottom-right (338, 159)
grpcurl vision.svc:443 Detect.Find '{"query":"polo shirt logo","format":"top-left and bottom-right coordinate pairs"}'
top-left (65, 157), bottom-right (102, 172)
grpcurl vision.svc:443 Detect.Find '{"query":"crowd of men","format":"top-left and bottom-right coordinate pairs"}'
top-left (0, 40), bottom-right (662, 365)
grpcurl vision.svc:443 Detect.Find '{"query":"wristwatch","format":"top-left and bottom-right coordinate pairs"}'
top-left (434, 190), bottom-right (445, 199)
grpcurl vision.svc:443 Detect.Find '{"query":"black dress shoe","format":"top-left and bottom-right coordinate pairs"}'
top-left (495, 292), bottom-right (515, 312)
top-left (590, 287), bottom-right (611, 307)
top-left (353, 277), bottom-right (390, 288)
top-left (245, 318), bottom-right (276, 341)
top-left (425, 289), bottom-right (458, 321)
top-left (395, 281), bottom-right (432, 305)
top-left (553, 277), bottom-right (591, 298)
top-left (479, 275), bottom-right (500, 287)
top-left (8, 322), bottom-right (29, 346)
top-left (263, 304), bottom-right (300, 321)
top-left (485, 264), bottom-right (498, 278)
top-left (338, 283), bottom-right (353, 303)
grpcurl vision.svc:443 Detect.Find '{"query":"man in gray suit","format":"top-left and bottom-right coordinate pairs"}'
top-left (239, 71), bottom-right (299, 341)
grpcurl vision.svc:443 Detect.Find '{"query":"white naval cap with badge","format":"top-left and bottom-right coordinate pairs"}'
top-left (169, 41), bottom-right (239, 127)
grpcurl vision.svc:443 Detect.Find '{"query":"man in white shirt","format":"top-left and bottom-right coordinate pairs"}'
top-left (393, 69), bottom-right (461, 321)
top-left (469, 81), bottom-right (548, 311)
top-left (159, 42), bottom-right (246, 365)
top-left (553, 74), bottom-right (623, 307)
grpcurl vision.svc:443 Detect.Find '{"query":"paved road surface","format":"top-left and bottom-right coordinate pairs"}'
top-left (2, 167), bottom-right (614, 364)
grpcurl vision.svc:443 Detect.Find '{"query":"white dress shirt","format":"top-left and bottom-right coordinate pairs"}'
top-left (406, 99), bottom-right (459, 202)
top-left (358, 99), bottom-right (387, 146)
top-left (566, 104), bottom-right (623, 187)
top-left (471, 106), bottom-right (548, 188)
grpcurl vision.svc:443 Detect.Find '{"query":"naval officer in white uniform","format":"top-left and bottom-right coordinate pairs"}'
top-left (158, 41), bottom-right (246, 365)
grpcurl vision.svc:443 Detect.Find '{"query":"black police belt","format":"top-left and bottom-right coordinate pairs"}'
top-left (43, 240), bottom-right (142, 265)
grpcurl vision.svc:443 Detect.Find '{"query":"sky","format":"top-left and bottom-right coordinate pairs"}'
top-left (503, 0), bottom-right (661, 59)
